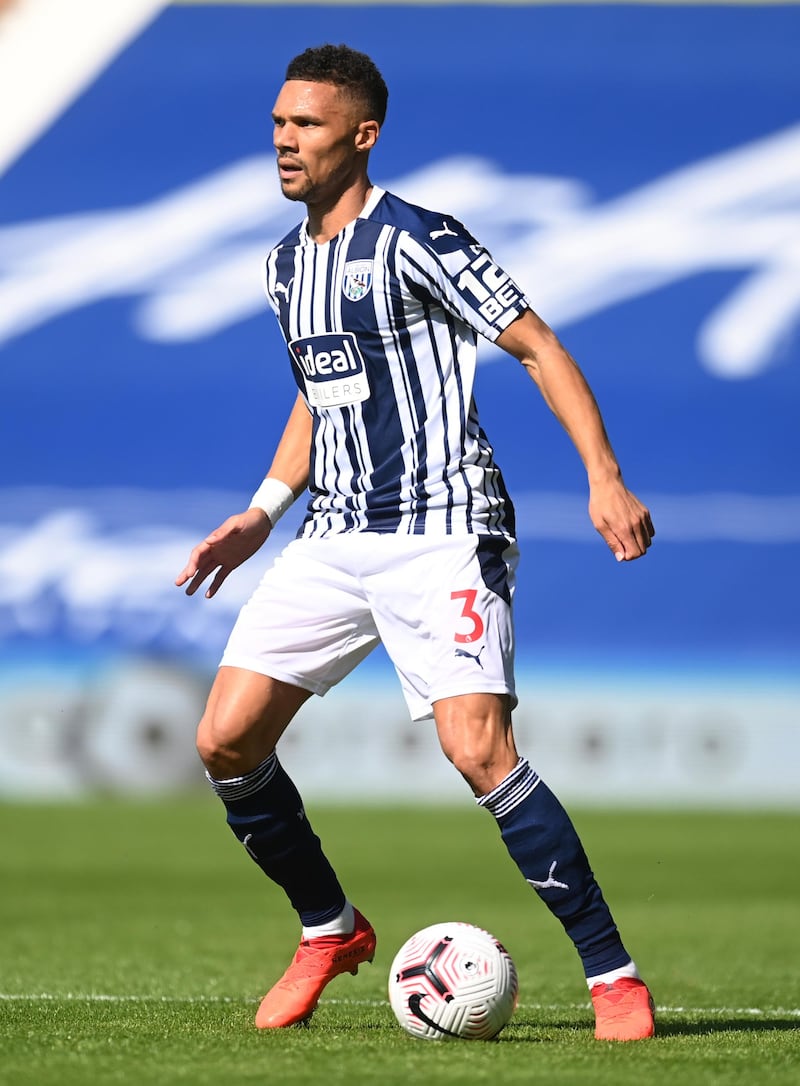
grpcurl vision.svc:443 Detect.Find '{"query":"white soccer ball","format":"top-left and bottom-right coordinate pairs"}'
top-left (388, 921), bottom-right (518, 1041)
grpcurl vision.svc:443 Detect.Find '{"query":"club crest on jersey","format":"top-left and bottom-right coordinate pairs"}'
top-left (342, 260), bottom-right (373, 302)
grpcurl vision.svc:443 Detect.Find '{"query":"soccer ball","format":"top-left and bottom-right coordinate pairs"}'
top-left (388, 921), bottom-right (518, 1041)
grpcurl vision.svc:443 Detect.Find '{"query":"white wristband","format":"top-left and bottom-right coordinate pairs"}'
top-left (248, 477), bottom-right (295, 527)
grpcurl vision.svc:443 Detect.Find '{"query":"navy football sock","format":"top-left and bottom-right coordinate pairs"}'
top-left (477, 758), bottom-right (631, 977)
top-left (207, 753), bottom-right (346, 928)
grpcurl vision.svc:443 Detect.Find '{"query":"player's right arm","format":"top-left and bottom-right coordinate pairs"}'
top-left (260, 390), bottom-right (314, 497)
top-left (175, 393), bottom-right (312, 598)
top-left (496, 310), bottom-right (654, 562)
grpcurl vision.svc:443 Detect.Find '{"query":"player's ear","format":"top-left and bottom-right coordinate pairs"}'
top-left (355, 119), bottom-right (379, 153)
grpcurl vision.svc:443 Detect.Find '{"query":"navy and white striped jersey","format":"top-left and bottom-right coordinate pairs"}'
top-left (262, 186), bottom-right (531, 538)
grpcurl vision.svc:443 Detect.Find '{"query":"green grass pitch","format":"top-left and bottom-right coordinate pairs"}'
top-left (1, 797), bottom-right (798, 1085)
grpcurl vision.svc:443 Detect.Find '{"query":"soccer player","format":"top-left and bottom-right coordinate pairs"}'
top-left (176, 44), bottom-right (656, 1041)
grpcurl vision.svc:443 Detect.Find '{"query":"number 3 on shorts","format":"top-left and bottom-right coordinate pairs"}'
top-left (450, 589), bottom-right (485, 644)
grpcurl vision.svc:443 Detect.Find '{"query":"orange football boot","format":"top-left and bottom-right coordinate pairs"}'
top-left (590, 977), bottom-right (656, 1041)
top-left (255, 909), bottom-right (376, 1028)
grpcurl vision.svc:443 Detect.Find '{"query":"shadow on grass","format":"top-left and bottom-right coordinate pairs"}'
top-left (655, 1017), bottom-right (800, 1037)
top-left (499, 1019), bottom-right (589, 1042)
top-left (504, 1013), bottom-right (800, 1042)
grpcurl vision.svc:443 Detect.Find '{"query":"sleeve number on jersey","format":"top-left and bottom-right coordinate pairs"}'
top-left (456, 251), bottom-right (522, 323)
top-left (451, 589), bottom-right (485, 644)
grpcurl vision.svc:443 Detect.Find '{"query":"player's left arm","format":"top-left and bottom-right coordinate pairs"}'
top-left (496, 308), bottom-right (655, 562)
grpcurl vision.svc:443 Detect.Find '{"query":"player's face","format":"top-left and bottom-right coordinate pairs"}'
top-left (272, 81), bottom-right (375, 206)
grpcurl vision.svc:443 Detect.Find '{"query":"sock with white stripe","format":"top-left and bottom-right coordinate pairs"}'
top-left (207, 753), bottom-right (346, 928)
top-left (477, 758), bottom-right (632, 978)
top-left (302, 900), bottom-right (355, 941)
top-left (585, 960), bottom-right (641, 989)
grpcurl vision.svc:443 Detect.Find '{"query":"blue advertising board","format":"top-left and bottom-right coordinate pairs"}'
top-left (1, 4), bottom-right (798, 799)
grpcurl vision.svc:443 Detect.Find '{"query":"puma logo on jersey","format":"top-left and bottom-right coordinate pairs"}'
top-left (454, 645), bottom-right (485, 669)
top-left (527, 861), bottom-right (570, 891)
top-left (430, 220), bottom-right (458, 240)
top-left (274, 277), bottom-right (293, 301)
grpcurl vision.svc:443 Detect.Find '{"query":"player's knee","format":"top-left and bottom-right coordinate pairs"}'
top-left (440, 738), bottom-right (502, 796)
top-left (196, 708), bottom-right (256, 779)
top-left (437, 719), bottom-right (519, 795)
top-left (435, 697), bottom-right (518, 795)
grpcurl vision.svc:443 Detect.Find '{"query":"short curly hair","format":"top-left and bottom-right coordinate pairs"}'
top-left (285, 44), bottom-right (388, 126)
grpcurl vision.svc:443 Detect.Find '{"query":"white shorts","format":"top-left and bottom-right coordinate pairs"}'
top-left (221, 533), bottom-right (519, 721)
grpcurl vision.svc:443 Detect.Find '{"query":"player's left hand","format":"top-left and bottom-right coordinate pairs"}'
top-left (588, 480), bottom-right (655, 562)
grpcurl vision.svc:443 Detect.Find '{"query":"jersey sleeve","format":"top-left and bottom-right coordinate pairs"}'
top-left (261, 250), bottom-right (281, 318)
top-left (397, 221), bottom-right (531, 342)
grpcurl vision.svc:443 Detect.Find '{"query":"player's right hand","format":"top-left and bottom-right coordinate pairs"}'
top-left (175, 508), bottom-right (272, 598)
